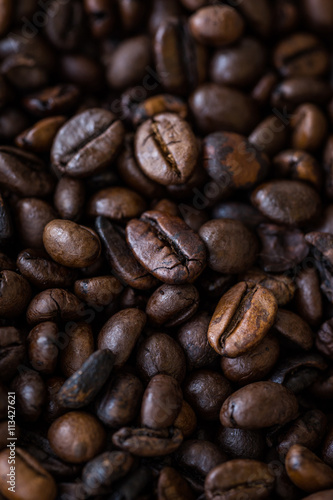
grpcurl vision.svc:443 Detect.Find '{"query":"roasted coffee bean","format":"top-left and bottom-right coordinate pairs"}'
top-left (210, 37), bottom-right (266, 88)
top-left (96, 216), bottom-right (158, 290)
top-left (43, 219), bottom-right (101, 268)
top-left (189, 5), bottom-right (244, 47)
top-left (0, 326), bottom-right (25, 381)
top-left (252, 180), bottom-right (321, 226)
top-left (205, 459), bottom-right (275, 500)
top-left (221, 333), bottom-right (280, 385)
top-left (199, 219), bottom-right (258, 274)
top-left (177, 311), bottom-right (218, 369)
top-left (302, 0), bottom-right (333, 36)
top-left (271, 77), bottom-right (332, 111)
top-left (74, 276), bottom-right (123, 308)
top-left (220, 381), bottom-right (299, 429)
top-left (242, 268), bottom-right (295, 306)
top-left (274, 33), bottom-right (329, 78)
top-left (84, 0), bottom-right (115, 38)
top-left (48, 411), bottom-right (106, 464)
top-left (158, 467), bottom-right (194, 500)
top-left (44, 376), bottom-right (66, 423)
top-left (212, 201), bottom-right (266, 229)
top-left (54, 176), bottom-right (85, 222)
top-left (44, 0), bottom-right (83, 50)
top-left (141, 374), bottom-right (183, 429)
top-left (270, 353), bottom-right (327, 393)
top-left (276, 410), bottom-right (327, 460)
top-left (60, 322), bottom-right (94, 378)
top-left (60, 54), bottom-right (104, 92)
top-left (146, 283), bottom-right (199, 327)
top-left (16, 116), bottom-right (66, 153)
top-left (0, 270), bottom-right (31, 318)
top-left (17, 249), bottom-right (77, 290)
top-left (236, 0), bottom-right (272, 38)
top-left (135, 113), bottom-right (198, 186)
top-left (216, 427), bottom-right (265, 460)
top-left (149, 0), bottom-right (182, 35)
top-left (190, 83), bottom-right (259, 135)
top-left (256, 223), bottom-right (309, 273)
top-left (132, 95), bottom-right (188, 127)
top-left (96, 371), bottom-right (143, 428)
top-left (249, 114), bottom-right (288, 159)
top-left (26, 288), bottom-right (82, 325)
top-left (0, 447), bottom-right (57, 500)
top-left (273, 150), bottom-right (322, 190)
top-left (28, 322), bottom-right (59, 375)
top-left (136, 332), bottom-right (186, 383)
top-left (0, 252), bottom-right (15, 271)
top-left (126, 211), bottom-right (206, 284)
top-left (208, 282), bottom-right (278, 357)
top-left (51, 109), bottom-right (125, 178)
top-left (286, 445), bottom-right (333, 493)
top-left (11, 370), bottom-right (46, 422)
top-left (0, 147), bottom-right (54, 197)
top-left (154, 18), bottom-right (206, 95)
top-left (273, 309), bottom-right (314, 351)
top-left (15, 198), bottom-right (56, 249)
top-left (88, 186), bottom-right (146, 221)
top-left (107, 36), bottom-right (151, 90)
top-left (112, 427), bottom-right (183, 457)
top-left (174, 400), bottom-right (197, 438)
top-left (57, 349), bottom-right (114, 409)
top-left (290, 104), bottom-right (328, 152)
top-left (82, 451), bottom-right (134, 496)
top-left (316, 318), bottom-right (333, 360)
top-left (23, 85), bottom-right (80, 117)
top-left (184, 369), bottom-right (231, 421)
top-left (98, 308), bottom-right (146, 368)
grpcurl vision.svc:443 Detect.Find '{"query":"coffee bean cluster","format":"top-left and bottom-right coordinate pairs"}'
top-left (0, 1), bottom-right (333, 499)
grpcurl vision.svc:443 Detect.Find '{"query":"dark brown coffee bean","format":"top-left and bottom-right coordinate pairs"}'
top-left (107, 36), bottom-right (151, 90)
top-left (126, 211), bottom-right (206, 284)
top-left (17, 249), bottom-right (77, 290)
top-left (141, 374), bottom-right (183, 429)
top-left (0, 326), bottom-right (25, 381)
top-left (45, 0), bottom-right (83, 50)
top-left (96, 371), bottom-right (143, 428)
top-left (302, 491), bottom-right (333, 500)
top-left (88, 187), bottom-right (146, 221)
top-left (84, 0), bottom-right (115, 38)
top-left (220, 381), bottom-right (299, 429)
top-left (54, 176), bottom-right (85, 222)
top-left (242, 268), bottom-right (295, 306)
top-left (43, 219), bottom-right (101, 268)
top-left (51, 109), bottom-right (125, 178)
top-left (60, 54), bottom-right (104, 92)
top-left (205, 459), bottom-right (275, 500)
top-left (290, 104), bottom-right (328, 152)
top-left (158, 467), bottom-right (195, 500)
top-left (216, 427), bottom-right (265, 461)
top-left (273, 309), bottom-right (314, 351)
top-left (149, 0), bottom-right (181, 35)
top-left (0, 252), bottom-right (15, 271)
top-left (0, 448), bottom-right (57, 500)
top-left (15, 198), bottom-right (56, 249)
top-left (26, 288), bottom-right (82, 325)
top-left (28, 322), bottom-right (59, 375)
top-left (273, 149), bottom-right (322, 190)
top-left (82, 451), bottom-right (134, 496)
top-left (48, 411), bottom-right (106, 464)
top-left (96, 216), bottom-right (158, 290)
top-left (177, 311), bottom-right (218, 369)
top-left (208, 282), bottom-right (278, 358)
top-left (184, 369), bottom-right (231, 421)
top-left (270, 353), bottom-right (327, 393)
top-left (271, 77), bottom-right (332, 111)
top-left (210, 37), bottom-right (266, 88)
top-left (136, 333), bottom-right (186, 383)
top-left (135, 113), bottom-right (198, 186)
top-left (236, 0), bottom-right (272, 37)
top-left (274, 33), bottom-right (329, 78)
top-left (199, 219), bottom-right (258, 274)
top-left (74, 276), bottom-right (123, 308)
top-left (16, 116), bottom-right (66, 153)
top-left (257, 223), bottom-right (309, 272)
top-left (190, 83), bottom-right (259, 135)
top-left (251, 180), bottom-right (321, 226)
top-left (44, 376), bottom-right (66, 424)
top-left (203, 131), bottom-right (268, 193)
top-left (98, 308), bottom-right (146, 368)
top-left (132, 95), bottom-right (188, 127)
top-left (60, 322), bottom-right (94, 378)
top-left (11, 370), bottom-right (46, 422)
top-left (112, 427), bottom-right (183, 457)
top-left (146, 283), bottom-right (199, 327)
top-left (212, 202), bottom-right (267, 229)
top-left (0, 147), bottom-right (54, 197)
top-left (0, 270), bottom-right (31, 318)
top-left (248, 115), bottom-right (288, 159)
top-left (57, 349), bottom-right (114, 409)
top-left (190, 5), bottom-right (244, 47)
top-left (23, 85), bottom-right (80, 117)
top-left (174, 400), bottom-right (197, 438)
top-left (286, 445), bottom-right (333, 493)
top-left (294, 267), bottom-right (323, 328)
top-left (252, 70), bottom-right (278, 106)
top-left (154, 18), bottom-right (207, 95)
top-left (277, 410), bottom-right (327, 460)
top-left (221, 333), bottom-right (280, 385)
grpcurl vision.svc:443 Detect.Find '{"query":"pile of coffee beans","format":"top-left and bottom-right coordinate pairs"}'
top-left (0, 1), bottom-right (333, 499)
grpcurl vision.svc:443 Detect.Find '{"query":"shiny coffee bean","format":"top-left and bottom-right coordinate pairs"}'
top-left (74, 276), bottom-right (123, 308)
top-left (273, 309), bottom-right (314, 351)
top-left (28, 322), bottom-right (59, 375)
top-left (11, 370), bottom-right (46, 422)
top-left (23, 85), bottom-right (80, 117)
top-left (216, 427), bottom-right (265, 460)
top-left (54, 176), bottom-right (85, 222)
top-left (26, 288), bottom-right (82, 325)
top-left (16, 116), bottom-right (66, 153)
top-left (60, 322), bottom-right (94, 378)
top-left (15, 198), bottom-right (56, 249)
top-left (242, 268), bottom-right (295, 306)
top-left (0, 270), bottom-right (31, 318)
top-left (87, 186), bottom-right (146, 221)
top-left (112, 427), bottom-right (183, 457)
top-left (286, 445), bottom-right (333, 493)
top-left (158, 467), bottom-right (194, 500)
